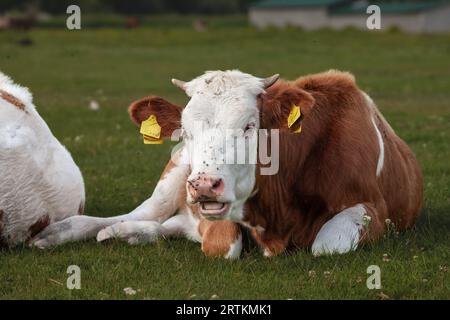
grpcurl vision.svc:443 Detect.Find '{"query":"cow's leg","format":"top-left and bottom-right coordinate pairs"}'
top-left (311, 202), bottom-right (386, 256)
top-left (95, 221), bottom-right (164, 245)
top-left (198, 220), bottom-right (242, 259)
top-left (95, 210), bottom-right (201, 245)
top-left (96, 212), bottom-right (243, 259)
top-left (30, 158), bottom-right (190, 249)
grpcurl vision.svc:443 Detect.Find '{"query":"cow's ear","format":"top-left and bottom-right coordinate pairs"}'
top-left (128, 96), bottom-right (182, 138)
top-left (259, 84), bottom-right (315, 132)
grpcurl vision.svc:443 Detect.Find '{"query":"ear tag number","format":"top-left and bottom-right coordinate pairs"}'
top-left (288, 104), bottom-right (302, 133)
top-left (140, 115), bottom-right (163, 144)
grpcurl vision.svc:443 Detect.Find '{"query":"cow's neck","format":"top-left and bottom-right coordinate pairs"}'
top-left (243, 87), bottom-right (340, 253)
top-left (244, 131), bottom-right (313, 247)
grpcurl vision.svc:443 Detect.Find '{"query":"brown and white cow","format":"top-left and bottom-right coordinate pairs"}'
top-left (32, 70), bottom-right (423, 258)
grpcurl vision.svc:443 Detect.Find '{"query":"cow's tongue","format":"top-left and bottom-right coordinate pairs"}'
top-left (202, 202), bottom-right (224, 210)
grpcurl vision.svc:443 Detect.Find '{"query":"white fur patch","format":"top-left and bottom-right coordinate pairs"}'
top-left (363, 91), bottom-right (385, 177)
top-left (312, 204), bottom-right (366, 256)
top-left (96, 221), bottom-right (163, 244)
top-left (1, 73), bottom-right (85, 247)
top-left (127, 161), bottom-right (190, 223)
top-left (181, 70), bottom-right (263, 221)
top-left (263, 248), bottom-right (272, 258)
top-left (184, 70), bottom-right (265, 98)
top-left (371, 117), bottom-right (385, 176)
top-left (162, 209), bottom-right (202, 242)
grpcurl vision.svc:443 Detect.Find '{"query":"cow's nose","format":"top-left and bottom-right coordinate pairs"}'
top-left (187, 175), bottom-right (224, 201)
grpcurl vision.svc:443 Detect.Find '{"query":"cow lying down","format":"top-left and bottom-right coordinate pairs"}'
top-left (31, 70), bottom-right (423, 258)
top-left (0, 72), bottom-right (85, 248)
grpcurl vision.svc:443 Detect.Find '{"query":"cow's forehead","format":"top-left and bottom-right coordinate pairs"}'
top-left (184, 70), bottom-right (265, 98)
top-left (183, 98), bottom-right (258, 130)
top-left (182, 70), bottom-right (263, 130)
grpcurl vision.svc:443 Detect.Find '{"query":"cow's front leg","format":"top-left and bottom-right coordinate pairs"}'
top-left (31, 157), bottom-right (190, 249)
top-left (96, 211), bottom-right (243, 259)
top-left (311, 202), bottom-right (386, 256)
top-left (30, 215), bottom-right (120, 249)
top-left (96, 210), bottom-right (201, 245)
top-left (95, 220), bottom-right (164, 245)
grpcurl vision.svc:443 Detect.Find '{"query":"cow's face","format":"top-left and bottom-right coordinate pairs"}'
top-left (177, 71), bottom-right (281, 221)
top-left (129, 70), bottom-right (315, 222)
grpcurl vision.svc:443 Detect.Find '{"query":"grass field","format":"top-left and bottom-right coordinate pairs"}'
top-left (0, 18), bottom-right (449, 299)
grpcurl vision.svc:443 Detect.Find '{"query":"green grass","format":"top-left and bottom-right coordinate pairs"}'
top-left (0, 21), bottom-right (449, 299)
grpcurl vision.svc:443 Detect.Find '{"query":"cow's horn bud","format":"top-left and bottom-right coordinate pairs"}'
top-left (262, 74), bottom-right (279, 89)
top-left (171, 78), bottom-right (187, 91)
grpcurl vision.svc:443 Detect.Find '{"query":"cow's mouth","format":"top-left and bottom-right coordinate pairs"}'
top-left (199, 201), bottom-right (230, 218)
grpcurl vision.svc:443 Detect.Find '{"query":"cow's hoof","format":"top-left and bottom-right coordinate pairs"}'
top-left (311, 205), bottom-right (365, 256)
top-left (96, 221), bottom-right (162, 245)
top-left (96, 228), bottom-right (113, 243)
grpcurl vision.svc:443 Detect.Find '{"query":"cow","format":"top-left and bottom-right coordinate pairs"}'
top-left (0, 72), bottom-right (85, 248)
top-left (31, 69), bottom-right (423, 258)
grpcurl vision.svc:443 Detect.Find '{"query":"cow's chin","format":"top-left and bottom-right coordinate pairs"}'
top-left (199, 201), bottom-right (230, 220)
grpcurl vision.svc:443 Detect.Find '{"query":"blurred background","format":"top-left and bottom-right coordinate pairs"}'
top-left (1, 0), bottom-right (253, 29)
top-left (1, 0), bottom-right (450, 32)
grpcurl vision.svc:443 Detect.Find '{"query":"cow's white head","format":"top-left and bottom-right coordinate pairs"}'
top-left (129, 70), bottom-right (315, 222)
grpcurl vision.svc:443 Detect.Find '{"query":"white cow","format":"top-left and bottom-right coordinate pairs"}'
top-left (0, 72), bottom-right (85, 247)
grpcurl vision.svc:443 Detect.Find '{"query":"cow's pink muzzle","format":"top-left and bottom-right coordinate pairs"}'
top-left (187, 175), bottom-right (229, 218)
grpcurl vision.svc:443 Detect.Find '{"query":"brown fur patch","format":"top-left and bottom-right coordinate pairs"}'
top-left (78, 201), bottom-right (85, 215)
top-left (0, 89), bottom-right (26, 111)
top-left (242, 70), bottom-right (423, 255)
top-left (28, 215), bottom-right (50, 239)
top-left (258, 81), bottom-right (315, 132)
top-left (199, 219), bottom-right (241, 257)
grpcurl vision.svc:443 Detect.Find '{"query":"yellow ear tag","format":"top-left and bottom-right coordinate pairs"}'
top-left (143, 135), bottom-right (163, 144)
top-left (287, 104), bottom-right (302, 133)
top-left (140, 115), bottom-right (163, 144)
